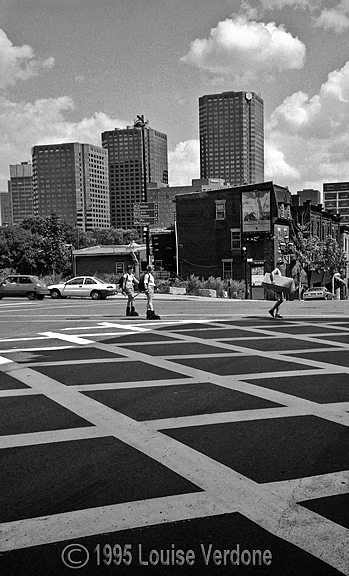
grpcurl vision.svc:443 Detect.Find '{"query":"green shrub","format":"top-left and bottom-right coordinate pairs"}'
top-left (225, 279), bottom-right (245, 299)
top-left (203, 276), bottom-right (226, 298)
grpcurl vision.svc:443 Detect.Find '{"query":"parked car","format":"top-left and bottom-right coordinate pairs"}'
top-left (303, 287), bottom-right (334, 300)
top-left (0, 275), bottom-right (49, 300)
top-left (47, 276), bottom-right (117, 300)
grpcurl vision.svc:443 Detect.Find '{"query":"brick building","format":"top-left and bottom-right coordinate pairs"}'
top-left (175, 181), bottom-right (292, 296)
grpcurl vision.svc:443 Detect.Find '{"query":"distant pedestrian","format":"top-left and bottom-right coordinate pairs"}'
top-left (268, 260), bottom-right (285, 318)
top-left (144, 264), bottom-right (161, 320)
top-left (121, 265), bottom-right (139, 317)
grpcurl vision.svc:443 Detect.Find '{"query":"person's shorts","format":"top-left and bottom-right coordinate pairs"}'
top-left (125, 286), bottom-right (135, 297)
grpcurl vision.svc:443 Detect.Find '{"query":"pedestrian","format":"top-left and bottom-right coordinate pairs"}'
top-left (121, 264), bottom-right (139, 317)
top-left (268, 260), bottom-right (285, 318)
top-left (144, 264), bottom-right (161, 320)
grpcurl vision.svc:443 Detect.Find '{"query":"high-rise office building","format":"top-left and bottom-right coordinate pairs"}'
top-left (324, 181), bottom-right (349, 225)
top-left (8, 162), bottom-right (33, 225)
top-left (101, 122), bottom-right (168, 228)
top-left (199, 91), bottom-right (264, 187)
top-left (32, 143), bottom-right (110, 230)
top-left (0, 191), bottom-right (12, 225)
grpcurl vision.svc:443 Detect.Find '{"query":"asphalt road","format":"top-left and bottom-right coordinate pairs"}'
top-left (0, 294), bottom-right (348, 575)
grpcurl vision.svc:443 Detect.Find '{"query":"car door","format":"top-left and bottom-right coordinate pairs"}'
top-left (0, 276), bottom-right (19, 297)
top-left (61, 277), bottom-right (85, 297)
top-left (83, 277), bottom-right (98, 296)
top-left (18, 276), bottom-right (35, 296)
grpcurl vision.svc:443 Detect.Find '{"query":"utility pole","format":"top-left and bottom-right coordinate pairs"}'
top-left (134, 115), bottom-right (150, 265)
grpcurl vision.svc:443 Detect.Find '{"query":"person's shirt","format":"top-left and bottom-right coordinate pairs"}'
top-left (124, 272), bottom-right (138, 289)
top-left (144, 272), bottom-right (155, 289)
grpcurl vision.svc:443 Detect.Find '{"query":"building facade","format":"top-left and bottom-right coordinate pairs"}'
top-left (199, 91), bottom-right (264, 187)
top-left (323, 181), bottom-right (349, 225)
top-left (175, 182), bottom-right (291, 295)
top-left (291, 200), bottom-right (340, 242)
top-left (101, 123), bottom-right (168, 229)
top-left (31, 143), bottom-right (110, 230)
top-left (0, 191), bottom-right (12, 226)
top-left (293, 189), bottom-right (321, 206)
top-left (148, 178), bottom-right (229, 229)
top-left (8, 162), bottom-right (33, 225)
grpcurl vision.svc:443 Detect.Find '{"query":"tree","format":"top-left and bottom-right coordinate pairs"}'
top-left (291, 223), bottom-right (347, 288)
top-left (0, 226), bottom-right (41, 274)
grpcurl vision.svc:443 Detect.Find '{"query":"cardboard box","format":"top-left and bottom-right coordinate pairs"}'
top-left (262, 273), bottom-right (295, 295)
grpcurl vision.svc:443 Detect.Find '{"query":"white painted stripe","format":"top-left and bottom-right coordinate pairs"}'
top-left (99, 322), bottom-right (148, 332)
top-left (264, 471), bottom-right (349, 502)
top-left (146, 406), bottom-right (303, 430)
top-left (0, 355), bottom-right (13, 365)
top-left (39, 332), bottom-right (95, 345)
top-left (0, 389), bottom-right (39, 398)
top-left (0, 427), bottom-right (109, 449)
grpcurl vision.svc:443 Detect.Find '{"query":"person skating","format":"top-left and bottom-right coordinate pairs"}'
top-left (144, 264), bottom-right (161, 320)
top-left (121, 264), bottom-right (139, 317)
top-left (268, 260), bottom-right (285, 318)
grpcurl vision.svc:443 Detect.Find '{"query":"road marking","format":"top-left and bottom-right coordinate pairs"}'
top-left (0, 355), bottom-right (13, 365)
top-left (39, 332), bottom-right (95, 345)
top-left (1, 318), bottom-right (349, 573)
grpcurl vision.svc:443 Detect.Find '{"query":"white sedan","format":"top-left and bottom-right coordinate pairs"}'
top-left (303, 287), bottom-right (334, 300)
top-left (48, 277), bottom-right (117, 300)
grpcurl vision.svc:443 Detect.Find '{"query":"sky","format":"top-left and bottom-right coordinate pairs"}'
top-left (0, 0), bottom-right (349, 197)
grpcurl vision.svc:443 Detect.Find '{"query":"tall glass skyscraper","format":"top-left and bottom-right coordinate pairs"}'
top-left (32, 143), bottom-right (110, 230)
top-left (101, 122), bottom-right (168, 229)
top-left (8, 162), bottom-right (33, 225)
top-left (199, 91), bottom-right (264, 187)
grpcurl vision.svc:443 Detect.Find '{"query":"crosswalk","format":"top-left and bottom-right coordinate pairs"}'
top-left (0, 316), bottom-right (348, 575)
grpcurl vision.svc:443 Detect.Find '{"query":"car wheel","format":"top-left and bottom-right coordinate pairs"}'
top-left (50, 289), bottom-right (61, 299)
top-left (36, 295), bottom-right (45, 300)
top-left (27, 292), bottom-right (37, 300)
top-left (91, 290), bottom-right (101, 300)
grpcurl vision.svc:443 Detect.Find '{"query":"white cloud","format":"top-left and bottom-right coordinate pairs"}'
top-left (0, 95), bottom-right (128, 187)
top-left (259, 0), bottom-right (311, 8)
top-left (168, 140), bottom-right (200, 186)
top-left (181, 15), bottom-right (306, 79)
top-left (265, 142), bottom-right (300, 180)
top-left (266, 59), bottom-right (349, 193)
top-left (314, 8), bottom-right (349, 32)
top-left (0, 29), bottom-right (54, 89)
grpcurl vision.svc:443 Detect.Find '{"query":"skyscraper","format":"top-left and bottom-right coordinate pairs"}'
top-left (32, 142), bottom-right (110, 230)
top-left (324, 182), bottom-right (349, 226)
top-left (199, 91), bottom-right (264, 187)
top-left (0, 191), bottom-right (12, 225)
top-left (101, 122), bottom-right (168, 228)
top-left (8, 162), bottom-right (33, 225)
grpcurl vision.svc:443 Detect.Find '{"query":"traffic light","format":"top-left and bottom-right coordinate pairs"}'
top-left (241, 246), bottom-right (247, 262)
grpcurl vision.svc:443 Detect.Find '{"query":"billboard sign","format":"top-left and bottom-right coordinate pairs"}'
top-left (133, 202), bottom-right (159, 226)
top-left (242, 189), bottom-right (271, 233)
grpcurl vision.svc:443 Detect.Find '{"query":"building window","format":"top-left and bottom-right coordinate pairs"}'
top-left (116, 262), bottom-right (124, 274)
top-left (215, 200), bottom-right (226, 220)
top-left (230, 228), bottom-right (241, 250)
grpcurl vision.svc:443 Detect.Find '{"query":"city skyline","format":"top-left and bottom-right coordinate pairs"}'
top-left (0, 0), bottom-right (349, 196)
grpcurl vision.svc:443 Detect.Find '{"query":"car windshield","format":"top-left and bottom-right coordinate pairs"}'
top-left (95, 278), bottom-right (106, 284)
top-left (31, 276), bottom-right (43, 285)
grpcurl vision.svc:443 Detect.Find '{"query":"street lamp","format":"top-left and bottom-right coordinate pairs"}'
top-left (134, 115), bottom-right (150, 265)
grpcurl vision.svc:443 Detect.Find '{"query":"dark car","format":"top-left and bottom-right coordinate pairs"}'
top-left (0, 275), bottom-right (50, 300)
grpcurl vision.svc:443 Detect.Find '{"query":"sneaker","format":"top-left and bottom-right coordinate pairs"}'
top-left (268, 310), bottom-right (274, 318)
top-left (275, 314), bottom-right (283, 318)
